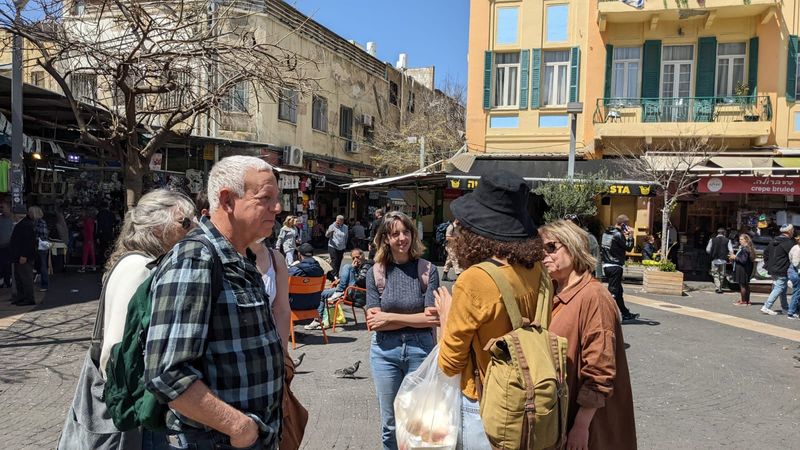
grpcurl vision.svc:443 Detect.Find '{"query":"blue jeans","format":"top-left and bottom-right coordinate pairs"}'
top-left (457, 395), bottom-right (491, 450)
top-left (370, 330), bottom-right (435, 450)
top-left (789, 267), bottom-right (800, 316)
top-left (38, 249), bottom-right (49, 289)
top-left (764, 275), bottom-right (789, 311)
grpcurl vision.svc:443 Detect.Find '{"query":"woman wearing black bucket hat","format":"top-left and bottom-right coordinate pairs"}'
top-left (435, 170), bottom-right (553, 450)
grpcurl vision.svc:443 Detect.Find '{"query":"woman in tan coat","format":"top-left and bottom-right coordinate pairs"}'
top-left (539, 220), bottom-right (637, 450)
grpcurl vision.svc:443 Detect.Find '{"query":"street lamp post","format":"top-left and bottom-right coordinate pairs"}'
top-left (566, 102), bottom-right (583, 180)
top-left (11, 0), bottom-right (30, 214)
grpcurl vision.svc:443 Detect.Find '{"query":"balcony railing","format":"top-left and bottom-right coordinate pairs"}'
top-left (593, 96), bottom-right (772, 125)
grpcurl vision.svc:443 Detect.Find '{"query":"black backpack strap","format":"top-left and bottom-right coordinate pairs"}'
top-left (182, 235), bottom-right (225, 302)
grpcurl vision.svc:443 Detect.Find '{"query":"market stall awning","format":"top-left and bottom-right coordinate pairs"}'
top-left (343, 171), bottom-right (447, 190)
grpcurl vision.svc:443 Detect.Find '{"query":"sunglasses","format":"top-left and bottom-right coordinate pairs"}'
top-left (178, 217), bottom-right (193, 230)
top-left (543, 241), bottom-right (563, 254)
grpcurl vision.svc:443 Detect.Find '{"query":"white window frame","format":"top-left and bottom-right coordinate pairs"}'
top-left (277, 88), bottom-right (297, 122)
top-left (611, 47), bottom-right (641, 100)
top-left (543, 50), bottom-right (570, 107)
top-left (715, 43), bottom-right (746, 98)
top-left (493, 52), bottom-right (520, 108)
top-left (312, 95), bottom-right (328, 132)
top-left (660, 45), bottom-right (695, 99)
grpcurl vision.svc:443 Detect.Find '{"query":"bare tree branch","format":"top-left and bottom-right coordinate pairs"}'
top-left (1, 0), bottom-right (322, 204)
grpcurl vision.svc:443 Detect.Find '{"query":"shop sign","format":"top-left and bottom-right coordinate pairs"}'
top-left (448, 177), bottom-right (654, 196)
top-left (278, 174), bottom-right (300, 190)
top-left (698, 177), bottom-right (800, 195)
top-left (443, 188), bottom-right (463, 200)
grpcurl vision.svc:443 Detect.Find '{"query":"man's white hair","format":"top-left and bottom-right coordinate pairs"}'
top-left (207, 155), bottom-right (273, 213)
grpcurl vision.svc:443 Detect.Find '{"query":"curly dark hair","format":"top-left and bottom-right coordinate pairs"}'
top-left (451, 225), bottom-right (544, 269)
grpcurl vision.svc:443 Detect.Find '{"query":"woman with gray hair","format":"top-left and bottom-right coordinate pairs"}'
top-left (58, 189), bottom-right (197, 450)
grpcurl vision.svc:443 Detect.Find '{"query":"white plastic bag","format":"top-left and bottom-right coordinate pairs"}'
top-left (394, 346), bottom-right (461, 450)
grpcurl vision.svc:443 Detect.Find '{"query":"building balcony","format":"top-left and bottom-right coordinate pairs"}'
top-left (593, 96), bottom-right (772, 139)
top-left (598, 0), bottom-right (777, 29)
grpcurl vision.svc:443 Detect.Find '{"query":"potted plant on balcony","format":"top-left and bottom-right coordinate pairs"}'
top-left (643, 260), bottom-right (685, 296)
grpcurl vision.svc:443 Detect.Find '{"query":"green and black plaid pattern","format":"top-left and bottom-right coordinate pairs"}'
top-left (144, 221), bottom-right (284, 446)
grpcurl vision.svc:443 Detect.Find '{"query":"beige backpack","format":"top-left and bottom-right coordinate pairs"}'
top-left (474, 261), bottom-right (568, 450)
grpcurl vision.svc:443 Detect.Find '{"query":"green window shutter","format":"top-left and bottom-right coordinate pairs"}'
top-left (641, 40), bottom-right (661, 99)
top-left (787, 36), bottom-right (797, 102)
top-left (748, 37), bottom-right (758, 97)
top-left (519, 50), bottom-right (530, 109)
top-left (483, 51), bottom-right (493, 109)
top-left (530, 49), bottom-right (542, 109)
top-left (604, 44), bottom-right (614, 104)
top-left (569, 46), bottom-right (580, 103)
top-left (695, 37), bottom-right (717, 98)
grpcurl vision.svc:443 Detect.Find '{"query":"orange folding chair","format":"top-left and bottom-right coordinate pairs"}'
top-left (288, 275), bottom-right (328, 350)
top-left (330, 285), bottom-right (368, 332)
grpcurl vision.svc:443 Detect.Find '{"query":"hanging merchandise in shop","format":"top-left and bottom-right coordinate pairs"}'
top-left (278, 174), bottom-right (300, 190)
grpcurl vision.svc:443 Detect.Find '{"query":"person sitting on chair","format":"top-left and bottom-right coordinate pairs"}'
top-left (306, 248), bottom-right (364, 330)
top-left (288, 243), bottom-right (325, 278)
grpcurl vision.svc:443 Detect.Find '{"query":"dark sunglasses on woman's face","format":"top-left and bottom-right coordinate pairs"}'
top-left (543, 242), bottom-right (562, 254)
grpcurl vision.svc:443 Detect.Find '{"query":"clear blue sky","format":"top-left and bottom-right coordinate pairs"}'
top-left (286, 0), bottom-right (469, 89)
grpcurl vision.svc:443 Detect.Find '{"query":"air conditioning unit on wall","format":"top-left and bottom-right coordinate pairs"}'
top-left (345, 140), bottom-right (360, 153)
top-left (283, 146), bottom-right (304, 167)
top-left (361, 114), bottom-right (373, 127)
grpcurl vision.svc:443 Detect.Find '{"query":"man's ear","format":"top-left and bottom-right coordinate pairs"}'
top-left (219, 189), bottom-right (235, 213)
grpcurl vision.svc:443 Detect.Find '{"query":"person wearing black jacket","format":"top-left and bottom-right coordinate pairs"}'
top-left (9, 209), bottom-right (37, 306)
top-left (601, 214), bottom-right (639, 322)
top-left (761, 224), bottom-right (795, 315)
top-left (367, 208), bottom-right (384, 260)
top-left (706, 228), bottom-right (733, 294)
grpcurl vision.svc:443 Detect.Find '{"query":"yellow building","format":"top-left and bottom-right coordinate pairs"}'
top-left (466, 0), bottom-right (800, 272)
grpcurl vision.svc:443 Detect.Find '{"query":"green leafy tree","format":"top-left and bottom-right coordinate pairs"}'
top-left (535, 170), bottom-right (610, 223)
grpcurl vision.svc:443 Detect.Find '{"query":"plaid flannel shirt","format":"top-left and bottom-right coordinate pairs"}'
top-left (35, 219), bottom-right (49, 241)
top-left (144, 220), bottom-right (284, 446)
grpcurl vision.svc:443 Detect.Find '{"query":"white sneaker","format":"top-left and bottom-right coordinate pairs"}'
top-left (304, 320), bottom-right (321, 330)
top-left (761, 307), bottom-right (778, 316)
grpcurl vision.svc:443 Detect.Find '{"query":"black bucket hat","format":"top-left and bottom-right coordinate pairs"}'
top-left (450, 170), bottom-right (536, 241)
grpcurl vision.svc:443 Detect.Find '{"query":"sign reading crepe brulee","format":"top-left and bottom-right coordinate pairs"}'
top-left (698, 177), bottom-right (800, 195)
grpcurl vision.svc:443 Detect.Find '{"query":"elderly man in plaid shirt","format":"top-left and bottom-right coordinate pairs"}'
top-left (144, 156), bottom-right (285, 450)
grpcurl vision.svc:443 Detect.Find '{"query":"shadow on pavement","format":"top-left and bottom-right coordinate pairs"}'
top-left (623, 319), bottom-right (661, 326)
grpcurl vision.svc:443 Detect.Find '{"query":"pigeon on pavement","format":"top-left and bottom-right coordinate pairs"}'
top-left (292, 352), bottom-right (305, 369)
top-left (334, 360), bottom-right (361, 378)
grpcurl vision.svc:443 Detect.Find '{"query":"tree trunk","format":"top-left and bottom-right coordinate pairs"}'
top-left (661, 190), bottom-right (671, 258)
top-left (124, 151), bottom-right (147, 209)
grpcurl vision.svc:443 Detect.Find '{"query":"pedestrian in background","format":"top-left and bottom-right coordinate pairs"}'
top-left (277, 215), bottom-right (301, 266)
top-left (0, 201), bottom-right (14, 288)
top-left (368, 208), bottom-right (384, 259)
top-left (9, 207), bottom-right (36, 305)
top-left (30, 206), bottom-right (50, 292)
top-left (58, 189), bottom-right (197, 450)
top-left (351, 219), bottom-right (366, 250)
top-left (642, 235), bottom-right (658, 261)
top-left (786, 235), bottom-right (800, 319)
top-left (732, 234), bottom-right (756, 306)
top-left (706, 227), bottom-right (733, 294)
top-left (326, 215), bottom-right (348, 275)
top-left (540, 220), bottom-right (637, 450)
top-left (79, 209), bottom-right (96, 273)
top-left (366, 211), bottom-right (439, 450)
top-left (435, 171), bottom-right (547, 450)
top-left (601, 215), bottom-right (639, 322)
top-left (762, 224), bottom-right (794, 315)
top-left (441, 220), bottom-right (461, 281)
top-left (96, 202), bottom-right (117, 265)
